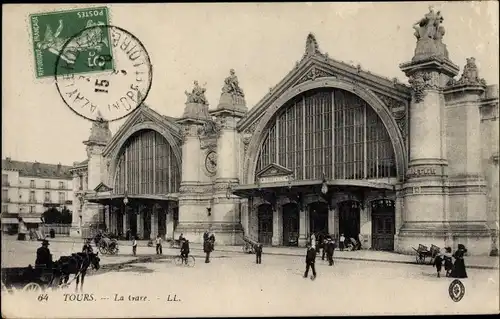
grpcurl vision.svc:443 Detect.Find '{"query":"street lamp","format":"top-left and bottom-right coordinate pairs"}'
top-left (123, 190), bottom-right (129, 206)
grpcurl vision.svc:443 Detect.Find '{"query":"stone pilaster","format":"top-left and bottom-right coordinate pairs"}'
top-left (207, 74), bottom-right (248, 245)
top-left (271, 206), bottom-right (283, 246)
top-left (122, 212), bottom-right (128, 236)
top-left (440, 58), bottom-right (491, 254)
top-left (298, 209), bottom-right (307, 247)
top-left (327, 208), bottom-right (335, 236)
top-left (359, 204), bottom-right (371, 249)
top-left (398, 19), bottom-right (460, 253)
top-left (176, 101), bottom-right (214, 244)
top-left (136, 211), bottom-right (143, 239)
top-left (166, 209), bottom-right (174, 240)
top-left (151, 208), bottom-right (158, 239)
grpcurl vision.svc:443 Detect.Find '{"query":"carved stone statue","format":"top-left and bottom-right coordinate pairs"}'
top-left (185, 80), bottom-right (208, 105)
top-left (411, 7), bottom-right (449, 61)
top-left (222, 69), bottom-right (245, 97)
top-left (448, 57), bottom-right (487, 87)
top-left (413, 6), bottom-right (443, 40)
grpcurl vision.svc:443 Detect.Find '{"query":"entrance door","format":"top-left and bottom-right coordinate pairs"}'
top-left (117, 212), bottom-right (123, 237)
top-left (143, 208), bottom-right (152, 240)
top-left (338, 201), bottom-right (360, 240)
top-left (258, 204), bottom-right (273, 245)
top-left (309, 202), bottom-right (328, 236)
top-left (157, 207), bottom-right (166, 238)
top-left (371, 199), bottom-right (395, 251)
top-left (282, 203), bottom-right (299, 246)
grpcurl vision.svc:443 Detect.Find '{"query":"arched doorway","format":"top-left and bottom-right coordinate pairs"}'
top-left (258, 204), bottom-right (273, 245)
top-left (309, 201), bottom-right (328, 236)
top-left (338, 200), bottom-right (360, 240)
top-left (142, 208), bottom-right (152, 240)
top-left (127, 209), bottom-right (137, 239)
top-left (282, 203), bottom-right (299, 246)
top-left (371, 199), bottom-right (395, 251)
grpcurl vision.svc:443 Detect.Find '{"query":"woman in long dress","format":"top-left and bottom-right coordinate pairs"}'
top-left (449, 244), bottom-right (468, 278)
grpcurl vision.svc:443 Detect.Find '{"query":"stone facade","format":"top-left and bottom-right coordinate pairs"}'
top-left (69, 11), bottom-right (498, 255)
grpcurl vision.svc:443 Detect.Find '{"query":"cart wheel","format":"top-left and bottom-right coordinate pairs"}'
top-left (23, 282), bottom-right (42, 293)
top-left (99, 246), bottom-right (107, 254)
top-left (416, 254), bottom-right (424, 264)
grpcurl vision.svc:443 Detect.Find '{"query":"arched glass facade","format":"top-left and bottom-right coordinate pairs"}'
top-left (256, 88), bottom-right (396, 180)
top-left (113, 130), bottom-right (180, 195)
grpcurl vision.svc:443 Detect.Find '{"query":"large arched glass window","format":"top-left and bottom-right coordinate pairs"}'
top-left (256, 88), bottom-right (396, 181)
top-left (114, 130), bottom-right (180, 195)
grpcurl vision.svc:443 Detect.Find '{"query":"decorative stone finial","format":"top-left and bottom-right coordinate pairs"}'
top-left (185, 80), bottom-right (208, 105)
top-left (87, 111), bottom-right (112, 145)
top-left (304, 33), bottom-right (320, 58)
top-left (412, 8), bottom-right (449, 61)
top-left (447, 57), bottom-right (487, 87)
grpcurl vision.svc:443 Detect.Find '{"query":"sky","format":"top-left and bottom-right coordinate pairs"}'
top-left (2, 2), bottom-right (499, 166)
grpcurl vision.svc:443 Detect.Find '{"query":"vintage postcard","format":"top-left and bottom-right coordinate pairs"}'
top-left (2, 2), bottom-right (499, 318)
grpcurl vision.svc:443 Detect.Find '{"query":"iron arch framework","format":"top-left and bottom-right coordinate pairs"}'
top-left (255, 88), bottom-right (397, 181)
top-left (113, 129), bottom-right (181, 195)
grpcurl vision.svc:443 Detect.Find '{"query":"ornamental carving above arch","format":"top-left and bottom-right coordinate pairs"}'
top-left (241, 77), bottom-right (408, 186)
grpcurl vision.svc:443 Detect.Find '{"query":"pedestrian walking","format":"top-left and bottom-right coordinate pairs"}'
top-left (339, 234), bottom-right (345, 251)
top-left (204, 237), bottom-right (212, 263)
top-left (303, 243), bottom-right (317, 280)
top-left (255, 243), bottom-right (263, 264)
top-left (310, 233), bottom-right (316, 248)
top-left (325, 237), bottom-right (335, 266)
top-left (155, 234), bottom-right (163, 255)
top-left (132, 236), bottom-right (137, 256)
top-left (449, 244), bottom-right (468, 278)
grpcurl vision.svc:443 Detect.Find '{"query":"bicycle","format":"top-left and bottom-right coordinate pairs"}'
top-left (174, 254), bottom-right (195, 267)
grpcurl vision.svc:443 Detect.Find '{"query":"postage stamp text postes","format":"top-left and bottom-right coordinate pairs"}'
top-left (55, 25), bottom-right (153, 122)
top-left (30, 7), bottom-right (113, 78)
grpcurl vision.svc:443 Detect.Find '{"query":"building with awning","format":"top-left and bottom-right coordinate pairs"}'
top-left (68, 15), bottom-right (498, 255)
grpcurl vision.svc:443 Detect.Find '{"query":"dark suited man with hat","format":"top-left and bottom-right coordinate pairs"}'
top-left (35, 240), bottom-right (53, 268)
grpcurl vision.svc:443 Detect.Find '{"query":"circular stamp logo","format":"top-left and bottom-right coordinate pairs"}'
top-left (448, 279), bottom-right (465, 302)
top-left (54, 24), bottom-right (152, 122)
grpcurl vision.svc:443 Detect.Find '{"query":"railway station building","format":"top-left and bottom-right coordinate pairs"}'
top-left (69, 10), bottom-right (499, 255)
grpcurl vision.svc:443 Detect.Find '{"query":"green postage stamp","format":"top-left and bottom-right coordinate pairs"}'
top-left (29, 6), bottom-right (113, 78)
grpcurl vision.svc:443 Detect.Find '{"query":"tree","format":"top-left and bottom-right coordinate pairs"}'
top-left (42, 207), bottom-right (73, 224)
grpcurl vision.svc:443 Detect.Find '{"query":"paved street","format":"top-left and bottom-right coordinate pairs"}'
top-left (2, 239), bottom-right (499, 317)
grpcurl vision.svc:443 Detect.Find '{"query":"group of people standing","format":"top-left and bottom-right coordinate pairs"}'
top-left (434, 244), bottom-right (468, 278)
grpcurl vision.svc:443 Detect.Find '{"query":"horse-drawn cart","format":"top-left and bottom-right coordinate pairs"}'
top-left (93, 236), bottom-right (119, 255)
top-left (1, 265), bottom-right (63, 294)
top-left (241, 235), bottom-right (257, 254)
top-left (412, 244), bottom-right (440, 265)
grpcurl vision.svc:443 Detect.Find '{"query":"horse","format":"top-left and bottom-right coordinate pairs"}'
top-left (55, 252), bottom-right (100, 291)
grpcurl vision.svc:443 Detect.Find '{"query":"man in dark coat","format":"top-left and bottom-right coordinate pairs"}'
top-left (255, 243), bottom-right (263, 264)
top-left (203, 230), bottom-right (210, 243)
top-left (325, 238), bottom-right (335, 266)
top-left (303, 243), bottom-right (317, 280)
top-left (180, 239), bottom-right (190, 265)
top-left (35, 240), bottom-right (53, 267)
top-left (82, 239), bottom-right (93, 254)
top-left (203, 237), bottom-right (212, 263)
